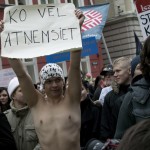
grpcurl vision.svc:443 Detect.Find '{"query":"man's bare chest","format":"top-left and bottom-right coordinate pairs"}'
top-left (32, 103), bottom-right (81, 133)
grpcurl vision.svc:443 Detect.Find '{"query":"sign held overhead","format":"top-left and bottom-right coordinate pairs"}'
top-left (1, 3), bottom-right (82, 58)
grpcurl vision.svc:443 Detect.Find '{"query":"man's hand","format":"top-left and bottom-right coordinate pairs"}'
top-left (75, 9), bottom-right (85, 28)
top-left (0, 20), bottom-right (4, 32)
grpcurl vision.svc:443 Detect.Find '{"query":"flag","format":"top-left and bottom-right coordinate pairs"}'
top-left (46, 37), bottom-right (98, 63)
top-left (79, 3), bottom-right (110, 40)
top-left (134, 31), bottom-right (143, 55)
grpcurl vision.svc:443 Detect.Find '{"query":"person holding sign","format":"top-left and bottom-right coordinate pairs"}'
top-left (0, 9), bottom-right (84, 150)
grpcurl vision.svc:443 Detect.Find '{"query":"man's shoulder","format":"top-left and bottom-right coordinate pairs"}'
top-left (131, 77), bottom-right (150, 104)
top-left (105, 90), bottom-right (116, 99)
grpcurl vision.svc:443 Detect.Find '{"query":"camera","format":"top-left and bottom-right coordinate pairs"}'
top-left (83, 139), bottom-right (104, 150)
top-left (83, 138), bottom-right (120, 150)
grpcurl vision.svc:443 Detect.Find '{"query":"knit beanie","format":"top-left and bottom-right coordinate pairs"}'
top-left (131, 55), bottom-right (141, 77)
top-left (8, 77), bottom-right (19, 99)
top-left (39, 63), bottom-right (64, 85)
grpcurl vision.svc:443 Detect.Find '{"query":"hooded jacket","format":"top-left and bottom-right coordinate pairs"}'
top-left (4, 101), bottom-right (39, 150)
top-left (114, 75), bottom-right (150, 139)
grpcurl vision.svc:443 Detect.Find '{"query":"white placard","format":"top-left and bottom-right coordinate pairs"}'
top-left (1, 3), bottom-right (82, 58)
top-left (134, 0), bottom-right (150, 40)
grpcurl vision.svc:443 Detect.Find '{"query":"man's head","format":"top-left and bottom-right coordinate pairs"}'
top-left (117, 119), bottom-right (150, 150)
top-left (39, 63), bottom-right (64, 98)
top-left (113, 57), bottom-right (131, 85)
top-left (140, 36), bottom-right (150, 77)
top-left (8, 77), bottom-right (26, 107)
top-left (100, 65), bottom-right (114, 87)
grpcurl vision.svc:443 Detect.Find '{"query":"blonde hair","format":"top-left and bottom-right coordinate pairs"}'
top-left (113, 57), bottom-right (131, 68)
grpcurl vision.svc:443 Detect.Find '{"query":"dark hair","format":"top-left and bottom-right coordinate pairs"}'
top-left (140, 36), bottom-right (150, 77)
top-left (0, 87), bottom-right (7, 94)
top-left (94, 76), bottom-right (101, 91)
top-left (82, 80), bottom-right (89, 90)
top-left (117, 119), bottom-right (150, 150)
top-left (0, 87), bottom-right (10, 100)
top-left (0, 87), bottom-right (11, 112)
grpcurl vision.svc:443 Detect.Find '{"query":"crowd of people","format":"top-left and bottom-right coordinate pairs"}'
top-left (0, 9), bottom-right (150, 150)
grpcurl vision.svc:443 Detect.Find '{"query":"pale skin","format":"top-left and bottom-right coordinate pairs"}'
top-left (1, 10), bottom-right (85, 150)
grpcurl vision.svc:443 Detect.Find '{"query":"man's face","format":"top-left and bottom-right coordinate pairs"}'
top-left (113, 63), bottom-right (131, 85)
top-left (103, 74), bottom-right (114, 87)
top-left (44, 77), bottom-right (64, 98)
top-left (12, 86), bottom-right (26, 106)
top-left (133, 63), bottom-right (142, 78)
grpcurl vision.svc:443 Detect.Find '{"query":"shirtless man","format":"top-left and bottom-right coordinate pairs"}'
top-left (0, 10), bottom-right (84, 150)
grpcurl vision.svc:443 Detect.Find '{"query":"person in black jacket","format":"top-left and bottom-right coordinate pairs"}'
top-left (80, 80), bottom-right (102, 148)
top-left (0, 112), bottom-right (17, 150)
top-left (100, 57), bottom-right (131, 141)
top-left (92, 65), bottom-right (114, 101)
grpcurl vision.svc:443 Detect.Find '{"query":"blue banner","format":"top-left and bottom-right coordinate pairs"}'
top-left (46, 37), bottom-right (98, 63)
top-left (80, 3), bottom-right (110, 40)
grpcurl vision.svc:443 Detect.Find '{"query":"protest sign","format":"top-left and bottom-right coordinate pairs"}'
top-left (0, 68), bottom-right (16, 87)
top-left (1, 3), bottom-right (82, 58)
top-left (46, 37), bottom-right (98, 63)
top-left (134, 0), bottom-right (150, 40)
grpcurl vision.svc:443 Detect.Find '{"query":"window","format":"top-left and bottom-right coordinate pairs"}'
top-left (24, 59), bottom-right (33, 62)
top-left (18, 0), bottom-right (26, 5)
top-left (67, 0), bottom-right (78, 6)
top-left (8, 0), bottom-right (15, 4)
top-left (39, 0), bottom-right (54, 4)
top-left (57, 62), bottom-right (67, 77)
top-left (26, 65), bottom-right (36, 83)
top-left (48, 0), bottom-right (54, 3)
top-left (22, 59), bottom-right (39, 83)
top-left (80, 56), bottom-right (91, 76)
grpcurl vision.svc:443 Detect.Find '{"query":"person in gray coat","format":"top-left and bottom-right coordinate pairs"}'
top-left (5, 77), bottom-right (40, 150)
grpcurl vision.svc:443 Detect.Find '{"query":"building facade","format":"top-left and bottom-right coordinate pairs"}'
top-left (95, 0), bottom-right (143, 64)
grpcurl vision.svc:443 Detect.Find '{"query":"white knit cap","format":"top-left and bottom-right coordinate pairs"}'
top-left (39, 63), bottom-right (64, 85)
top-left (8, 77), bottom-right (19, 99)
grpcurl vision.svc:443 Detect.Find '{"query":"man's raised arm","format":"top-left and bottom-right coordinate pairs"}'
top-left (67, 10), bottom-right (85, 103)
top-left (8, 59), bottom-right (39, 107)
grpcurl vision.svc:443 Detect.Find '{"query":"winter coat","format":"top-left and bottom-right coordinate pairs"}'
top-left (80, 94), bottom-right (102, 148)
top-left (0, 112), bottom-right (17, 150)
top-left (4, 101), bottom-right (39, 150)
top-left (100, 84), bottom-right (129, 141)
top-left (114, 75), bottom-right (150, 139)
